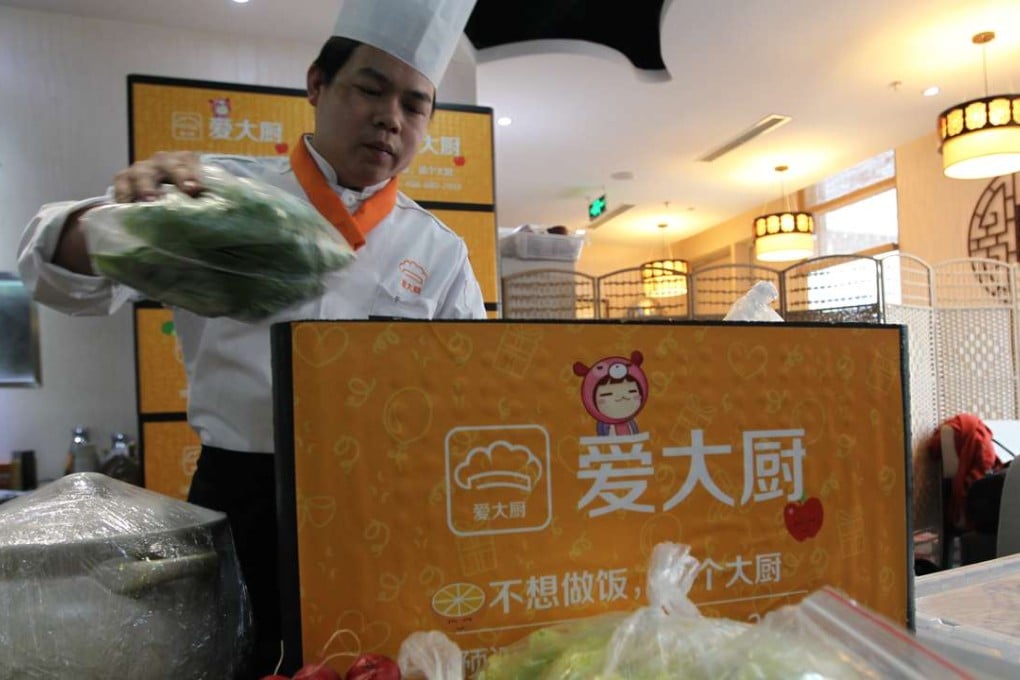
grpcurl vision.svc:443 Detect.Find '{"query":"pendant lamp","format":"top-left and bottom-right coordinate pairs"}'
top-left (938, 31), bottom-right (1020, 180)
top-left (753, 165), bottom-right (815, 262)
top-left (642, 206), bottom-right (688, 298)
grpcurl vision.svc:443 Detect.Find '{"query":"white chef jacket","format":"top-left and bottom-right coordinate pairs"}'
top-left (18, 139), bottom-right (487, 453)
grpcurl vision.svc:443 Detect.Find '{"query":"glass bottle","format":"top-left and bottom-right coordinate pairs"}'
top-left (65, 426), bottom-right (99, 475)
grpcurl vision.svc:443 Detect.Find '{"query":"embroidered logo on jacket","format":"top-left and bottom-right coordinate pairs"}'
top-left (400, 259), bottom-right (428, 295)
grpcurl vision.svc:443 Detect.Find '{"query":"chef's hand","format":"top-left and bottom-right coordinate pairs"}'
top-left (112, 150), bottom-right (203, 203)
top-left (52, 151), bottom-right (204, 275)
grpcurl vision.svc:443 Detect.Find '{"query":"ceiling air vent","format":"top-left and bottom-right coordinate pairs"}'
top-left (698, 114), bottom-right (792, 162)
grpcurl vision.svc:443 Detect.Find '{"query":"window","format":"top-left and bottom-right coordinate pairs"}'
top-left (814, 188), bottom-right (898, 256)
top-left (801, 150), bottom-right (900, 309)
top-left (803, 150), bottom-right (898, 257)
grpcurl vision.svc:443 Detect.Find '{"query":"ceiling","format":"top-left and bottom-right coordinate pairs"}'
top-left (7, 0), bottom-right (1020, 248)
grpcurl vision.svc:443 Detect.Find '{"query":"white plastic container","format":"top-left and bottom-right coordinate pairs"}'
top-left (499, 231), bottom-right (584, 261)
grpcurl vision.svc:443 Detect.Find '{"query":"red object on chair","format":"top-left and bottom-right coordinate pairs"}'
top-left (927, 414), bottom-right (1003, 529)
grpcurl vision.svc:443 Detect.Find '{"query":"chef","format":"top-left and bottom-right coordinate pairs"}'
top-left (17, 0), bottom-right (482, 674)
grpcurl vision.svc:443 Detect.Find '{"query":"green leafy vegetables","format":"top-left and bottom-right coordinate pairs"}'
top-left (87, 165), bottom-right (355, 320)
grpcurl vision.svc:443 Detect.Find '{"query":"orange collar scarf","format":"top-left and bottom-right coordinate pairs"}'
top-left (289, 137), bottom-right (397, 250)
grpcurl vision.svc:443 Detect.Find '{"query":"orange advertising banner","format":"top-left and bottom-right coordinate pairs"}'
top-left (128, 77), bottom-right (500, 492)
top-left (274, 320), bottom-right (911, 674)
top-left (431, 209), bottom-right (498, 302)
top-left (130, 77), bottom-right (314, 161)
top-left (400, 107), bottom-right (494, 205)
top-left (141, 419), bottom-right (201, 501)
top-left (135, 307), bottom-right (188, 414)
top-left (129, 77), bottom-right (494, 206)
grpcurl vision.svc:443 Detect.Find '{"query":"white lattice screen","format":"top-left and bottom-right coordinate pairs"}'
top-left (932, 260), bottom-right (1019, 421)
top-left (882, 255), bottom-right (939, 534)
top-left (501, 269), bottom-right (598, 320)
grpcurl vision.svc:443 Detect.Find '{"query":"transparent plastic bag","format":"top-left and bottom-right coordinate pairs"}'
top-left (723, 280), bottom-right (784, 322)
top-left (398, 630), bottom-right (464, 680)
top-left (478, 611), bottom-right (627, 680)
top-left (477, 543), bottom-right (971, 679)
top-left (708, 588), bottom-right (971, 680)
top-left (601, 542), bottom-right (749, 678)
top-left (83, 164), bottom-right (355, 321)
top-left (478, 543), bottom-right (748, 679)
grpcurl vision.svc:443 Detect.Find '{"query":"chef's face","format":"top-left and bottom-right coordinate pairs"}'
top-left (308, 44), bottom-right (434, 189)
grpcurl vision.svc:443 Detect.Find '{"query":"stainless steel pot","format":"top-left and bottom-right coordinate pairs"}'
top-left (0, 473), bottom-right (251, 679)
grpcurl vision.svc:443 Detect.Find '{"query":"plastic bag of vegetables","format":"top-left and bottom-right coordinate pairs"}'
top-left (397, 630), bottom-right (463, 680)
top-left (600, 542), bottom-right (749, 677)
top-left (478, 542), bottom-right (748, 679)
top-left (705, 587), bottom-right (971, 680)
top-left (476, 542), bottom-right (968, 679)
top-left (82, 164), bottom-right (355, 321)
top-left (476, 610), bottom-right (628, 680)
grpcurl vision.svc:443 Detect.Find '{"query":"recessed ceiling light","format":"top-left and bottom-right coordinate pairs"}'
top-left (496, 116), bottom-right (512, 126)
top-left (232, 0), bottom-right (250, 4)
top-left (923, 86), bottom-right (941, 97)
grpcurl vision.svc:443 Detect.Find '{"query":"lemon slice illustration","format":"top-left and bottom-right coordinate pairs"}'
top-left (431, 582), bottom-right (485, 618)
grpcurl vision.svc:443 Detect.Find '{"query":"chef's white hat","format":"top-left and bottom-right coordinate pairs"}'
top-left (332, 0), bottom-right (477, 87)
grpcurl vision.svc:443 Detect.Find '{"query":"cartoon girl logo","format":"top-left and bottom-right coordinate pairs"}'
top-left (209, 97), bottom-right (231, 118)
top-left (573, 350), bottom-right (649, 436)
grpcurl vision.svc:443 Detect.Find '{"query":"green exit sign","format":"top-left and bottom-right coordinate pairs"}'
top-left (588, 194), bottom-right (607, 220)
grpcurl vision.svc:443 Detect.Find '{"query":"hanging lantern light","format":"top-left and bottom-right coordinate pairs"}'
top-left (938, 32), bottom-right (1020, 180)
top-left (753, 165), bottom-right (815, 262)
top-left (641, 207), bottom-right (689, 298)
top-left (641, 256), bottom-right (689, 298)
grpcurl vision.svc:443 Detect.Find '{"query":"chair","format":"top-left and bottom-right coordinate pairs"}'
top-left (997, 460), bottom-right (1020, 557)
top-left (931, 415), bottom-right (1003, 567)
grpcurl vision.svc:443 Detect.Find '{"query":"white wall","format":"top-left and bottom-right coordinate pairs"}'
top-left (0, 6), bottom-right (475, 480)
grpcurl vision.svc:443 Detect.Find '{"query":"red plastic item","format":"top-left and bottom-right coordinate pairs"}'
top-left (345, 653), bottom-right (401, 680)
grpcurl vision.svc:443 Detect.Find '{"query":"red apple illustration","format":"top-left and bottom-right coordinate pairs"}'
top-left (275, 142), bottom-right (289, 154)
top-left (453, 155), bottom-right (466, 166)
top-left (784, 497), bottom-right (824, 541)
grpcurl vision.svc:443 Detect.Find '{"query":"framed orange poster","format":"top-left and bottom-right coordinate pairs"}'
top-left (128, 75), bottom-right (495, 211)
top-left (272, 320), bottom-right (912, 675)
top-left (400, 106), bottom-right (494, 205)
top-left (134, 306), bottom-right (187, 415)
top-left (140, 418), bottom-right (201, 501)
top-left (431, 208), bottom-right (498, 302)
top-left (128, 75), bottom-right (500, 490)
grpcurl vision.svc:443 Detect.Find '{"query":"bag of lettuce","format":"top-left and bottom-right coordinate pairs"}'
top-left (83, 164), bottom-right (355, 321)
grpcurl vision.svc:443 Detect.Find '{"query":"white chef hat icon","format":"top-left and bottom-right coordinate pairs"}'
top-left (454, 441), bottom-right (543, 492)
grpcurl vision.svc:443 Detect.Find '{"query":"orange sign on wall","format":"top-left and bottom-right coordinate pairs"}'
top-left (432, 209), bottom-right (498, 301)
top-left (400, 107), bottom-right (494, 205)
top-left (135, 307), bottom-right (188, 414)
top-left (129, 77), bottom-right (493, 208)
top-left (130, 76), bottom-right (315, 160)
top-left (274, 320), bottom-right (911, 674)
top-left (141, 419), bottom-right (201, 501)
top-left (128, 73), bottom-right (498, 310)
top-left (128, 76), bottom-right (500, 494)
